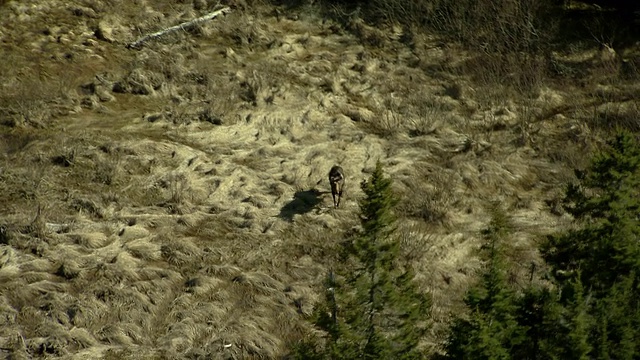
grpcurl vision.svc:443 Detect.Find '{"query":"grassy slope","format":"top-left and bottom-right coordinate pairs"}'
top-left (0, 0), bottom-right (636, 358)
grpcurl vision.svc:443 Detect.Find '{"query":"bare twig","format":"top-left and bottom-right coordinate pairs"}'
top-left (127, 7), bottom-right (231, 49)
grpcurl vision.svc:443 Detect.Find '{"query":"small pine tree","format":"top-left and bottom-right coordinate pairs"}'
top-left (540, 130), bottom-right (640, 358)
top-left (309, 161), bottom-right (431, 359)
top-left (443, 206), bottom-right (525, 360)
top-left (543, 130), bottom-right (640, 294)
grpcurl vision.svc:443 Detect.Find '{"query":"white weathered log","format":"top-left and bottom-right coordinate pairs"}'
top-left (45, 223), bottom-right (70, 232)
top-left (128, 7), bottom-right (231, 49)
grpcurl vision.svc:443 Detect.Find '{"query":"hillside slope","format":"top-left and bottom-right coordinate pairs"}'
top-left (0, 0), bottom-right (625, 358)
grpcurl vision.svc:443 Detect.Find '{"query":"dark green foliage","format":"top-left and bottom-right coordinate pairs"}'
top-left (305, 161), bottom-right (431, 359)
top-left (290, 336), bottom-right (325, 360)
top-left (512, 287), bottom-right (564, 360)
top-left (592, 274), bottom-right (639, 360)
top-left (303, 132), bottom-right (640, 359)
top-left (443, 207), bottom-right (525, 360)
top-left (540, 130), bottom-right (640, 359)
top-left (563, 276), bottom-right (592, 360)
top-left (359, 162), bottom-right (398, 239)
top-left (543, 131), bottom-right (640, 293)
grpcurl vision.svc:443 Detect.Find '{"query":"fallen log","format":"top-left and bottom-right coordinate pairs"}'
top-left (127, 7), bottom-right (231, 49)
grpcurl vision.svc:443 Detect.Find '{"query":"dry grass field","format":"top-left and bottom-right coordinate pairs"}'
top-left (1, 0), bottom-right (639, 358)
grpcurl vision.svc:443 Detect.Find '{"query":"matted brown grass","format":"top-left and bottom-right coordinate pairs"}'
top-left (1, 0), bottom-right (636, 358)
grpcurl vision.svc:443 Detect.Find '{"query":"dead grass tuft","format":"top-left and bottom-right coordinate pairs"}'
top-left (231, 271), bottom-right (284, 296)
top-left (69, 232), bottom-right (111, 249)
top-left (161, 237), bottom-right (203, 267)
top-left (124, 238), bottom-right (161, 261)
top-left (397, 165), bottom-right (458, 225)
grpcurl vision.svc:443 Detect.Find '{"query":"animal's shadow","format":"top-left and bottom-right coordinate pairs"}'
top-left (278, 188), bottom-right (328, 222)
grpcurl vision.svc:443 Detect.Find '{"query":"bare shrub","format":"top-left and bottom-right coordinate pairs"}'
top-left (13, 203), bottom-right (52, 241)
top-left (443, 82), bottom-right (464, 100)
top-left (198, 106), bottom-right (224, 125)
top-left (366, 110), bottom-right (403, 139)
top-left (591, 101), bottom-right (640, 132)
top-left (362, 0), bottom-right (554, 95)
top-left (112, 68), bottom-right (163, 96)
top-left (93, 156), bottom-right (121, 186)
top-left (621, 56), bottom-right (640, 81)
top-left (239, 70), bottom-right (271, 106)
top-left (0, 131), bottom-right (38, 157)
top-left (397, 223), bottom-right (437, 263)
top-left (159, 173), bottom-right (191, 214)
top-left (50, 148), bottom-right (76, 168)
top-left (463, 52), bottom-right (547, 99)
top-left (280, 168), bottom-right (304, 187)
top-left (407, 115), bottom-right (440, 138)
top-left (346, 17), bottom-right (388, 47)
top-left (193, 63), bottom-right (242, 123)
top-left (70, 197), bottom-right (104, 219)
top-left (120, 179), bottom-right (164, 208)
top-left (362, 0), bottom-right (432, 30)
top-left (398, 169), bottom-right (457, 225)
top-left (405, 99), bottom-right (448, 138)
top-left (0, 78), bottom-right (72, 128)
top-left (166, 103), bottom-right (194, 125)
top-left (216, 14), bottom-right (275, 49)
top-left (0, 52), bottom-right (84, 127)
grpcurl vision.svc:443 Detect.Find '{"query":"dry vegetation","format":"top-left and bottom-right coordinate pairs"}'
top-left (0, 0), bottom-right (639, 358)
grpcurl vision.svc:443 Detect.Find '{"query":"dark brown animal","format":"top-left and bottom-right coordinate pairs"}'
top-left (328, 165), bottom-right (345, 208)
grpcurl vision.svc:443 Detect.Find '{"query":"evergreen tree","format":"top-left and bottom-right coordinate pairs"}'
top-left (592, 273), bottom-right (639, 360)
top-left (541, 130), bottom-right (640, 358)
top-left (543, 130), bottom-right (640, 294)
top-left (306, 161), bottom-right (431, 359)
top-left (443, 207), bottom-right (525, 360)
top-left (512, 286), bottom-right (564, 360)
top-left (563, 275), bottom-right (592, 360)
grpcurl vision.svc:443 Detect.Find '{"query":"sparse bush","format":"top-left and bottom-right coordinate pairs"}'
top-left (367, 110), bottom-right (403, 139)
top-left (161, 173), bottom-right (190, 214)
top-left (112, 68), bottom-right (163, 96)
top-left (199, 106), bottom-right (224, 125)
top-left (0, 79), bottom-right (67, 128)
top-left (70, 197), bottom-right (103, 218)
top-left (93, 156), bottom-right (121, 186)
top-left (321, 0), bottom-right (556, 95)
top-left (589, 98), bottom-right (640, 132)
top-left (51, 148), bottom-right (76, 168)
top-left (406, 107), bottom-right (442, 138)
top-left (239, 71), bottom-right (266, 106)
top-left (398, 170), bottom-right (456, 225)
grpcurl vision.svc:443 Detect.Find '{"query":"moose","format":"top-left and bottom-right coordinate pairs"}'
top-left (328, 165), bottom-right (345, 208)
